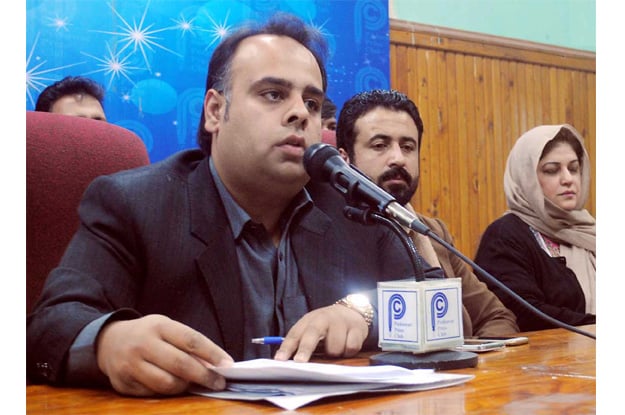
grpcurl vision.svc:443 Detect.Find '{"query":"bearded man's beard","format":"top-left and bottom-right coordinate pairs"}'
top-left (376, 166), bottom-right (419, 205)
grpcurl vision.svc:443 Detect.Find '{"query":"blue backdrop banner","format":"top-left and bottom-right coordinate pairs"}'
top-left (26, 0), bottom-right (390, 162)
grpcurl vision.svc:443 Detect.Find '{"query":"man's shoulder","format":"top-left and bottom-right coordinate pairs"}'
top-left (415, 212), bottom-right (443, 227)
top-left (304, 180), bottom-right (393, 238)
top-left (108, 149), bottom-right (206, 183)
top-left (305, 180), bottom-right (349, 216)
top-left (413, 210), bottom-right (451, 235)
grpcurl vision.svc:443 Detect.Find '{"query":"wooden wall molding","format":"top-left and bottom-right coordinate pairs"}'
top-left (390, 18), bottom-right (595, 73)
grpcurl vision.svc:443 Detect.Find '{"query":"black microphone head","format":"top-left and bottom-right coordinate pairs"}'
top-left (304, 142), bottom-right (342, 181)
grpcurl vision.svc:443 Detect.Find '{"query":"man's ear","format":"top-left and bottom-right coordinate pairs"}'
top-left (203, 89), bottom-right (225, 133)
top-left (338, 147), bottom-right (350, 164)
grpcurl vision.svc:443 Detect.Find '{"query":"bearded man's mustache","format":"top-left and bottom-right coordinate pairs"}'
top-left (378, 166), bottom-right (413, 185)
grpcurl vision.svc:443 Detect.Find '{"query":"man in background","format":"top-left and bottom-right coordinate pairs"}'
top-left (35, 75), bottom-right (107, 121)
top-left (336, 89), bottom-right (519, 337)
top-left (321, 96), bottom-right (337, 131)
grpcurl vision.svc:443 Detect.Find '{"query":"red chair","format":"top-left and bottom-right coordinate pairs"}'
top-left (26, 111), bottom-right (150, 314)
top-left (321, 129), bottom-right (336, 146)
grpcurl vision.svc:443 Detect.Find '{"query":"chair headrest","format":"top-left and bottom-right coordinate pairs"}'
top-left (321, 129), bottom-right (336, 147)
top-left (26, 111), bottom-right (150, 314)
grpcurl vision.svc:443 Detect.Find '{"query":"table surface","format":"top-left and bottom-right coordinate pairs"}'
top-left (26, 325), bottom-right (596, 414)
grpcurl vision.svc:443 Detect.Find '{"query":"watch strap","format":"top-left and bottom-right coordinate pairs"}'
top-left (335, 294), bottom-right (374, 326)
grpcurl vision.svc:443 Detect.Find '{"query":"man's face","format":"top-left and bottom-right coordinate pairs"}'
top-left (322, 116), bottom-right (336, 131)
top-left (207, 34), bottom-right (324, 196)
top-left (50, 94), bottom-right (106, 121)
top-left (343, 107), bottom-right (420, 205)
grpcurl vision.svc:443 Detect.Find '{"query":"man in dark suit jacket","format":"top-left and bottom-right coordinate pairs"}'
top-left (26, 14), bottom-right (434, 397)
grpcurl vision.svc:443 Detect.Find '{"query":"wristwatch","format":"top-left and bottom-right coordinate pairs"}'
top-left (335, 294), bottom-right (374, 326)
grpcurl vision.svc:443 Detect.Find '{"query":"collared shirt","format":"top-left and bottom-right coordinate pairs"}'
top-left (209, 159), bottom-right (312, 359)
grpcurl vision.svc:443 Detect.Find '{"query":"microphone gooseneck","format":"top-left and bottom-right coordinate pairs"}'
top-left (343, 205), bottom-right (426, 281)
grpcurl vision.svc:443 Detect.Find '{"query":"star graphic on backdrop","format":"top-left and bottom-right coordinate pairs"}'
top-left (94, 1), bottom-right (182, 73)
top-left (197, 8), bottom-right (233, 50)
top-left (307, 17), bottom-right (331, 40)
top-left (25, 33), bottom-right (84, 107)
top-left (169, 14), bottom-right (196, 38)
top-left (47, 15), bottom-right (70, 32)
top-left (82, 43), bottom-right (143, 89)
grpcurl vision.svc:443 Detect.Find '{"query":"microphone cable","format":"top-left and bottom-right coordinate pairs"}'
top-left (419, 226), bottom-right (596, 340)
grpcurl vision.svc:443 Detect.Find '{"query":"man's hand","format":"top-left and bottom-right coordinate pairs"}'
top-left (273, 304), bottom-right (369, 362)
top-left (96, 314), bottom-right (234, 396)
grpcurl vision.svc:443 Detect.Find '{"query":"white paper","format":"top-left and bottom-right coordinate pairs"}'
top-left (213, 358), bottom-right (433, 382)
top-left (190, 359), bottom-right (474, 410)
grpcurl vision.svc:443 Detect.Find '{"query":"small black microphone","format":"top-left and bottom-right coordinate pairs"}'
top-left (304, 142), bottom-right (395, 211)
top-left (304, 143), bottom-right (429, 234)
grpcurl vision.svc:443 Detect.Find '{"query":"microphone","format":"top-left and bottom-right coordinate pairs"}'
top-left (303, 143), bottom-right (429, 235)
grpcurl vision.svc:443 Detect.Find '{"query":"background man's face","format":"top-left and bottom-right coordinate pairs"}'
top-left (51, 94), bottom-right (106, 121)
top-left (349, 107), bottom-right (420, 205)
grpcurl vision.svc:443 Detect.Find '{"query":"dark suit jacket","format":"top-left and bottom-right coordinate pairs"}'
top-left (27, 150), bottom-right (418, 384)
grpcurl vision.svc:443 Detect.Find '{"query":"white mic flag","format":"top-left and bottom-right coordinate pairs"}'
top-left (378, 278), bottom-right (464, 353)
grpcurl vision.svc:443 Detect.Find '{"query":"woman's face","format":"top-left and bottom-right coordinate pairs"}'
top-left (536, 142), bottom-right (581, 211)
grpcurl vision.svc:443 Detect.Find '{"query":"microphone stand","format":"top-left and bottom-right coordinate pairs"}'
top-left (344, 205), bottom-right (479, 370)
top-left (343, 205), bottom-right (426, 282)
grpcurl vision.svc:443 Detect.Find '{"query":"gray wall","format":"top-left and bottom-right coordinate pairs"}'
top-left (390, 0), bottom-right (595, 52)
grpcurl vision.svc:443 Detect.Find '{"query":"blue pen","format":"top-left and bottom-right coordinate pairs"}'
top-left (251, 336), bottom-right (284, 345)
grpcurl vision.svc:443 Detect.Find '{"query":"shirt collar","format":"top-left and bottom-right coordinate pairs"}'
top-left (209, 158), bottom-right (250, 240)
top-left (209, 158), bottom-right (312, 240)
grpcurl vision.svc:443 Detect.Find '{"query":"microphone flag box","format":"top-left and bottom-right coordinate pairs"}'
top-left (377, 278), bottom-right (463, 353)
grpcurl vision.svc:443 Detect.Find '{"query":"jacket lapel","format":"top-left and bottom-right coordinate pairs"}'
top-left (292, 205), bottom-right (342, 308)
top-left (187, 158), bottom-right (244, 359)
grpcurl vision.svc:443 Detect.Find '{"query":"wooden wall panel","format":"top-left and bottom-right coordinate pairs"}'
top-left (390, 19), bottom-right (596, 258)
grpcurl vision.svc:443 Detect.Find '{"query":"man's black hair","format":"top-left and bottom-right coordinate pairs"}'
top-left (321, 96), bottom-right (337, 121)
top-left (35, 76), bottom-right (105, 112)
top-left (336, 89), bottom-right (424, 161)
